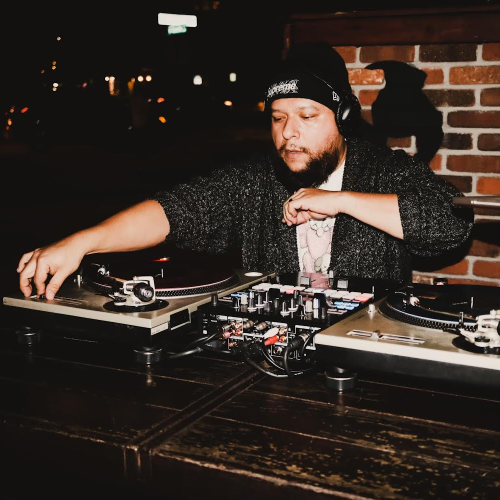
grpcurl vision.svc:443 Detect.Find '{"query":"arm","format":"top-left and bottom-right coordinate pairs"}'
top-left (18, 200), bottom-right (169, 300)
top-left (283, 189), bottom-right (403, 239)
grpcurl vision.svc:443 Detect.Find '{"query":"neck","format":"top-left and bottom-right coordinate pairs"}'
top-left (335, 138), bottom-right (347, 170)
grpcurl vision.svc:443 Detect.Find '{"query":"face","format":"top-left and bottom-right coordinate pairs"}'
top-left (271, 98), bottom-right (345, 173)
top-left (270, 98), bottom-right (346, 190)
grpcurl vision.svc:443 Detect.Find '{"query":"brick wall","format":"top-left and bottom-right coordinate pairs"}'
top-left (336, 43), bottom-right (500, 286)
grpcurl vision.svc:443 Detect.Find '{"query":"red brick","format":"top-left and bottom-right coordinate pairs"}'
top-left (420, 44), bottom-right (477, 62)
top-left (441, 133), bottom-right (472, 150)
top-left (469, 239), bottom-right (500, 258)
top-left (387, 137), bottom-right (411, 148)
top-left (429, 154), bottom-right (442, 171)
top-left (446, 277), bottom-right (500, 286)
top-left (348, 68), bottom-right (384, 85)
top-left (477, 177), bottom-right (500, 194)
top-left (334, 46), bottom-right (357, 63)
top-left (422, 68), bottom-right (444, 85)
top-left (447, 155), bottom-right (500, 173)
top-left (448, 111), bottom-right (500, 128)
top-left (358, 89), bottom-right (379, 106)
top-left (438, 175), bottom-right (472, 193)
top-left (481, 88), bottom-right (500, 106)
top-left (434, 259), bottom-right (469, 276)
top-left (483, 43), bottom-right (500, 61)
top-left (450, 66), bottom-right (500, 85)
top-left (478, 134), bottom-right (500, 151)
top-left (473, 260), bottom-right (500, 279)
top-left (423, 89), bottom-right (475, 107)
top-left (360, 46), bottom-right (415, 63)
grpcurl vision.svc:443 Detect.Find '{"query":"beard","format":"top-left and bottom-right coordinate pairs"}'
top-left (273, 141), bottom-right (342, 194)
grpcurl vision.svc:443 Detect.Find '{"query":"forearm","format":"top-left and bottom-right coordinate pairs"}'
top-left (74, 200), bottom-right (170, 255)
top-left (340, 191), bottom-right (403, 239)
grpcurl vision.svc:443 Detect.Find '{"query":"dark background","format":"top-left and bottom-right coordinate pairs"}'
top-left (0, 1), bottom-right (496, 296)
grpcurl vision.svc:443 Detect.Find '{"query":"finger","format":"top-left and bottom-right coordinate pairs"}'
top-left (19, 276), bottom-right (33, 298)
top-left (296, 212), bottom-right (312, 225)
top-left (45, 270), bottom-right (67, 301)
top-left (283, 201), bottom-right (298, 226)
top-left (17, 250), bottom-right (35, 273)
top-left (19, 258), bottom-right (39, 297)
top-left (283, 195), bottom-right (296, 223)
top-left (32, 258), bottom-right (52, 297)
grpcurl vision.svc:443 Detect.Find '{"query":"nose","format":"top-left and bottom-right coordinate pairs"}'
top-left (282, 116), bottom-right (299, 141)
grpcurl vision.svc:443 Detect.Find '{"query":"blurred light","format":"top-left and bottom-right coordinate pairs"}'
top-left (52, 65), bottom-right (56, 70)
top-left (105, 76), bottom-right (110, 81)
top-left (168, 25), bottom-right (187, 35)
top-left (21, 107), bottom-right (28, 114)
top-left (108, 76), bottom-right (115, 95)
top-left (7, 118), bottom-right (12, 126)
top-left (158, 116), bottom-right (167, 124)
top-left (137, 75), bottom-right (144, 82)
top-left (158, 13), bottom-right (197, 27)
top-left (229, 72), bottom-right (237, 82)
top-left (145, 75), bottom-right (152, 82)
top-left (157, 97), bottom-right (165, 103)
top-left (224, 100), bottom-right (233, 107)
top-left (56, 36), bottom-right (61, 41)
top-left (82, 82), bottom-right (88, 88)
top-left (53, 83), bottom-right (59, 88)
top-left (52, 61), bottom-right (56, 65)
top-left (193, 75), bottom-right (202, 86)
top-left (41, 69), bottom-right (45, 74)
top-left (257, 101), bottom-right (265, 112)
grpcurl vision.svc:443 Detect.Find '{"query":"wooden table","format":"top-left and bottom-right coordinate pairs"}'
top-left (1, 305), bottom-right (499, 500)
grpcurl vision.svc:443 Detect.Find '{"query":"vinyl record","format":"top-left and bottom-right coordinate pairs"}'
top-left (380, 283), bottom-right (500, 332)
top-left (81, 255), bottom-right (240, 298)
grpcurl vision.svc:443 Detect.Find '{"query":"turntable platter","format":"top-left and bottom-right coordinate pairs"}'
top-left (380, 283), bottom-right (500, 331)
top-left (81, 255), bottom-right (240, 298)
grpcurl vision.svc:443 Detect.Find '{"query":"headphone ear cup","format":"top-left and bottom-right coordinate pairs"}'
top-left (336, 94), bottom-right (361, 136)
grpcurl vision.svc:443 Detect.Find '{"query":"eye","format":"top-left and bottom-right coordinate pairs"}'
top-left (272, 115), bottom-right (284, 123)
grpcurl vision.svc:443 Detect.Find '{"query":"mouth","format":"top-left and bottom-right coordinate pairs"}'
top-left (283, 148), bottom-right (306, 159)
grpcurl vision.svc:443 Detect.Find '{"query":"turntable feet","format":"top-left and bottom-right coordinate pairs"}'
top-left (324, 366), bottom-right (357, 392)
top-left (15, 326), bottom-right (42, 346)
top-left (133, 345), bottom-right (163, 365)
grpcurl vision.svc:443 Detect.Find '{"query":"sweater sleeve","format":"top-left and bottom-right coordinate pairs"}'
top-left (150, 163), bottom-right (248, 254)
top-left (394, 152), bottom-right (473, 256)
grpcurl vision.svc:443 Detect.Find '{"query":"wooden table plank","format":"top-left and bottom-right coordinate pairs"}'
top-left (149, 415), bottom-right (500, 499)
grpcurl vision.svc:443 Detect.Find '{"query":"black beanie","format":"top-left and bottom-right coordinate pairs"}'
top-left (264, 42), bottom-right (352, 112)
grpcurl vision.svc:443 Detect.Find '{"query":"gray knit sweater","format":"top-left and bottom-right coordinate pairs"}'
top-left (152, 138), bottom-right (473, 283)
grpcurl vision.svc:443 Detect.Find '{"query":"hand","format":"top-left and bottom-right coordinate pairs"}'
top-left (17, 236), bottom-right (87, 300)
top-left (282, 188), bottom-right (343, 226)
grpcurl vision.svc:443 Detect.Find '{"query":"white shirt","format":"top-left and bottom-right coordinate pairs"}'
top-left (297, 160), bottom-right (345, 273)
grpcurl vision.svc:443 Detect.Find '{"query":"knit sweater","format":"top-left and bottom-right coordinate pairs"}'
top-left (152, 137), bottom-right (473, 283)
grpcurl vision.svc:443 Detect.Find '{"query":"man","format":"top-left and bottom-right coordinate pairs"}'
top-left (17, 43), bottom-right (473, 301)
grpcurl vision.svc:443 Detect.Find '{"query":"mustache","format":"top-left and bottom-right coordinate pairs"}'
top-left (278, 144), bottom-right (310, 155)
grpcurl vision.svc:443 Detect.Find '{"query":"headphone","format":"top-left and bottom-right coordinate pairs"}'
top-left (307, 71), bottom-right (361, 137)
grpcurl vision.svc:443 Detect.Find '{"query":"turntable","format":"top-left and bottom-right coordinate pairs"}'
top-left (2, 253), bottom-right (275, 363)
top-left (315, 282), bottom-right (500, 388)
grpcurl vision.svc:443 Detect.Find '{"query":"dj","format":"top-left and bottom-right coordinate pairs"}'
top-left (18, 43), bottom-right (473, 301)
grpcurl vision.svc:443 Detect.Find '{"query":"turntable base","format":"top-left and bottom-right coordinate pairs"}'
top-left (315, 283), bottom-right (500, 388)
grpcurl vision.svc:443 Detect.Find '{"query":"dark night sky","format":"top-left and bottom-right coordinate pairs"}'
top-left (1, 1), bottom-right (497, 109)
